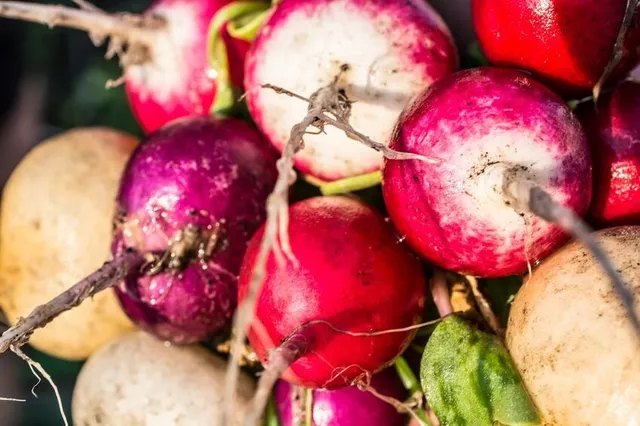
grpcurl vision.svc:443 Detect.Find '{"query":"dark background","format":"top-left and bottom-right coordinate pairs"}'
top-left (0, 0), bottom-right (474, 424)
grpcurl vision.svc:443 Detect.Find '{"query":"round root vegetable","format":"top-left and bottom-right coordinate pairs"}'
top-left (245, 0), bottom-right (457, 182)
top-left (579, 81), bottom-right (640, 227)
top-left (472, 0), bottom-right (640, 95)
top-left (506, 226), bottom-right (640, 425)
top-left (0, 0), bottom-right (249, 133)
top-left (72, 331), bottom-right (257, 426)
top-left (273, 368), bottom-right (408, 426)
top-left (237, 195), bottom-right (426, 423)
top-left (113, 116), bottom-right (278, 344)
top-left (383, 67), bottom-right (591, 278)
top-left (0, 128), bottom-right (136, 360)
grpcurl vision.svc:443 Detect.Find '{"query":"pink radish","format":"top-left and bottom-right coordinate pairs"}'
top-left (383, 67), bottom-right (591, 278)
top-left (244, 0), bottom-right (457, 183)
top-left (112, 116), bottom-right (278, 344)
top-left (273, 368), bottom-right (408, 426)
top-left (237, 195), bottom-right (426, 423)
top-left (579, 81), bottom-right (640, 227)
top-left (0, 0), bottom-right (252, 133)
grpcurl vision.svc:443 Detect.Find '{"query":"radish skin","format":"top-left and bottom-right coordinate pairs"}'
top-left (507, 226), bottom-right (640, 425)
top-left (237, 195), bottom-right (426, 386)
top-left (113, 116), bottom-right (278, 344)
top-left (383, 67), bottom-right (591, 278)
top-left (472, 0), bottom-right (640, 95)
top-left (580, 81), bottom-right (640, 227)
top-left (245, 0), bottom-right (457, 182)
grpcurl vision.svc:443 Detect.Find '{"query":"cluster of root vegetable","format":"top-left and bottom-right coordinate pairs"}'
top-left (0, 0), bottom-right (639, 425)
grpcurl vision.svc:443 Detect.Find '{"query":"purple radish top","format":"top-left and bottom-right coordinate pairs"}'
top-left (273, 369), bottom-right (408, 426)
top-left (112, 116), bottom-right (278, 344)
top-left (383, 67), bottom-right (591, 277)
top-left (245, 0), bottom-right (457, 182)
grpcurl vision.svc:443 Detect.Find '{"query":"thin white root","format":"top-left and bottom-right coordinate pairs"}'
top-left (464, 276), bottom-right (504, 337)
top-left (430, 270), bottom-right (453, 317)
top-left (361, 384), bottom-right (431, 426)
top-left (12, 346), bottom-right (69, 426)
top-left (0, 397), bottom-right (26, 402)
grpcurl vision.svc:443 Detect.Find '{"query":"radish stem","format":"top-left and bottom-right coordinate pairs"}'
top-left (320, 171), bottom-right (382, 195)
top-left (0, 249), bottom-right (145, 353)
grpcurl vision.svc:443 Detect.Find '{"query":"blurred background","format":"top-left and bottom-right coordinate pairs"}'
top-left (0, 0), bottom-right (474, 424)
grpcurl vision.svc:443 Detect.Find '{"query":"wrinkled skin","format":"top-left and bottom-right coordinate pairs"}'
top-left (473, 0), bottom-right (640, 95)
top-left (238, 196), bottom-right (426, 389)
top-left (383, 67), bottom-right (591, 277)
top-left (273, 368), bottom-right (407, 426)
top-left (125, 0), bottom-right (249, 133)
top-left (113, 117), bottom-right (278, 344)
top-left (580, 82), bottom-right (640, 227)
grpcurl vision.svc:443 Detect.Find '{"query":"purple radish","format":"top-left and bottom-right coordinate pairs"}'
top-left (245, 0), bottom-right (458, 183)
top-left (273, 368), bottom-right (408, 426)
top-left (112, 116), bottom-right (278, 344)
top-left (383, 67), bottom-right (592, 278)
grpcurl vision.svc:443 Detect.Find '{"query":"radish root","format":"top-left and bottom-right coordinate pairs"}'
top-left (0, 249), bottom-right (145, 354)
top-left (0, 1), bottom-right (164, 68)
top-left (223, 64), bottom-right (440, 423)
top-left (502, 175), bottom-right (640, 342)
top-left (12, 346), bottom-right (68, 426)
top-left (593, 0), bottom-right (638, 101)
top-left (244, 337), bottom-right (307, 426)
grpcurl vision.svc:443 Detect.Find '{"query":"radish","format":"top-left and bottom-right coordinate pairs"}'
top-left (236, 195), bottom-right (426, 423)
top-left (244, 0), bottom-right (457, 183)
top-left (72, 331), bottom-right (258, 426)
top-left (0, 127), bottom-right (136, 360)
top-left (383, 67), bottom-right (591, 278)
top-left (507, 226), bottom-right (640, 425)
top-left (0, 0), bottom-right (253, 133)
top-left (472, 0), bottom-right (640, 95)
top-left (579, 81), bottom-right (640, 227)
top-left (112, 116), bottom-right (278, 344)
top-left (273, 368), bottom-right (408, 426)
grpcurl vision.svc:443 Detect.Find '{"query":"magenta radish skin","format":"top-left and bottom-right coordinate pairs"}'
top-left (124, 0), bottom-right (249, 133)
top-left (245, 0), bottom-right (457, 182)
top-left (113, 117), bottom-right (278, 344)
top-left (382, 67), bottom-right (591, 278)
top-left (580, 82), bottom-right (640, 227)
top-left (273, 368), bottom-right (408, 426)
top-left (238, 196), bottom-right (426, 389)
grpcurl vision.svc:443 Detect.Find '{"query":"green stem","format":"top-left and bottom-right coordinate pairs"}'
top-left (394, 357), bottom-right (434, 426)
top-left (305, 388), bottom-right (314, 426)
top-left (207, 1), bottom-right (270, 115)
top-left (265, 396), bottom-right (281, 426)
top-left (319, 170), bottom-right (382, 195)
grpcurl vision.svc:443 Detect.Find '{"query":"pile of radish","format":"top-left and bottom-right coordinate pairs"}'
top-left (0, 0), bottom-right (639, 425)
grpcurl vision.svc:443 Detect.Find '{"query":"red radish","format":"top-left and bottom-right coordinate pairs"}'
top-left (273, 368), bottom-right (408, 426)
top-left (472, 0), bottom-right (640, 95)
top-left (112, 116), bottom-right (278, 344)
top-left (0, 0), bottom-right (250, 133)
top-left (236, 195), bottom-right (426, 422)
top-left (382, 67), bottom-right (591, 278)
top-left (245, 0), bottom-right (457, 182)
top-left (580, 81), bottom-right (640, 227)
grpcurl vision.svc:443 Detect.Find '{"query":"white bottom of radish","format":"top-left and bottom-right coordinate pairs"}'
top-left (247, 0), bottom-right (454, 180)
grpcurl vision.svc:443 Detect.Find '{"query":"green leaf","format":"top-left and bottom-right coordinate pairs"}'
top-left (420, 316), bottom-right (540, 426)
